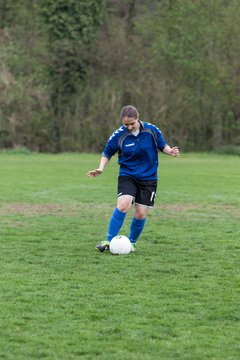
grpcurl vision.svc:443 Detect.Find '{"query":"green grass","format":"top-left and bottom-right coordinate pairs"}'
top-left (0, 152), bottom-right (239, 360)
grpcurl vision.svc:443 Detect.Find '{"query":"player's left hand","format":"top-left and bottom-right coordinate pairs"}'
top-left (171, 147), bottom-right (180, 157)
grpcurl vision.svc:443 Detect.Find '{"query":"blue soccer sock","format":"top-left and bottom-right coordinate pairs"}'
top-left (129, 217), bottom-right (146, 244)
top-left (107, 208), bottom-right (126, 241)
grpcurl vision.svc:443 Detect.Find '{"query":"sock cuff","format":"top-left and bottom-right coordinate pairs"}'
top-left (114, 208), bottom-right (127, 220)
top-left (132, 217), bottom-right (146, 226)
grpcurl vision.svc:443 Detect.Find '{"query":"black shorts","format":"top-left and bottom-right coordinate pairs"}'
top-left (117, 176), bottom-right (157, 207)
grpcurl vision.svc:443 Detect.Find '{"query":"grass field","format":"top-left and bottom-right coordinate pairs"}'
top-left (0, 152), bottom-right (239, 360)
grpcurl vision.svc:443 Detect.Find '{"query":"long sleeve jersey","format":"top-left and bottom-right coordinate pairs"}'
top-left (103, 121), bottom-right (167, 180)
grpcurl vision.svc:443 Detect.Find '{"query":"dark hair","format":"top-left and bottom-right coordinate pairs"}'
top-left (120, 105), bottom-right (139, 120)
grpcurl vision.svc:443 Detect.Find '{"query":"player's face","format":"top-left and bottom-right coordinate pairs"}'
top-left (122, 117), bottom-right (140, 132)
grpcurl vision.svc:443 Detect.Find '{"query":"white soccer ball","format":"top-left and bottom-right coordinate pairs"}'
top-left (110, 235), bottom-right (132, 255)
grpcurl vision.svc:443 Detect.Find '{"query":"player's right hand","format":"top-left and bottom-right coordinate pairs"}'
top-left (87, 169), bottom-right (103, 177)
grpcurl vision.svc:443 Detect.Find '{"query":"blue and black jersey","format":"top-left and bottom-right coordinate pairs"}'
top-left (103, 121), bottom-right (167, 180)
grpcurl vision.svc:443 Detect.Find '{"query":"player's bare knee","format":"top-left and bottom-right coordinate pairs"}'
top-left (117, 195), bottom-right (133, 212)
top-left (134, 209), bottom-right (146, 219)
top-left (117, 203), bottom-right (128, 212)
top-left (134, 206), bottom-right (147, 219)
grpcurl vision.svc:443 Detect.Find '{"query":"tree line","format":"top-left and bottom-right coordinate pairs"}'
top-left (0, 0), bottom-right (239, 152)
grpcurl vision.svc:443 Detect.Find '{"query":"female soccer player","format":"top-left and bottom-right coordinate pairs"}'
top-left (87, 105), bottom-right (180, 252)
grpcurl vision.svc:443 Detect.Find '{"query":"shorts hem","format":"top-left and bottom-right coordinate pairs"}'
top-left (135, 202), bottom-right (154, 209)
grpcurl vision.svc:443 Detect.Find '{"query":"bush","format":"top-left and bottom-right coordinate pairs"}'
top-left (213, 146), bottom-right (240, 156)
top-left (1, 146), bottom-right (32, 155)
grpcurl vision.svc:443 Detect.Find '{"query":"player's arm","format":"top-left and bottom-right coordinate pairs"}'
top-left (153, 125), bottom-right (179, 157)
top-left (87, 156), bottom-right (109, 177)
top-left (87, 128), bottom-right (121, 177)
top-left (163, 145), bottom-right (180, 157)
